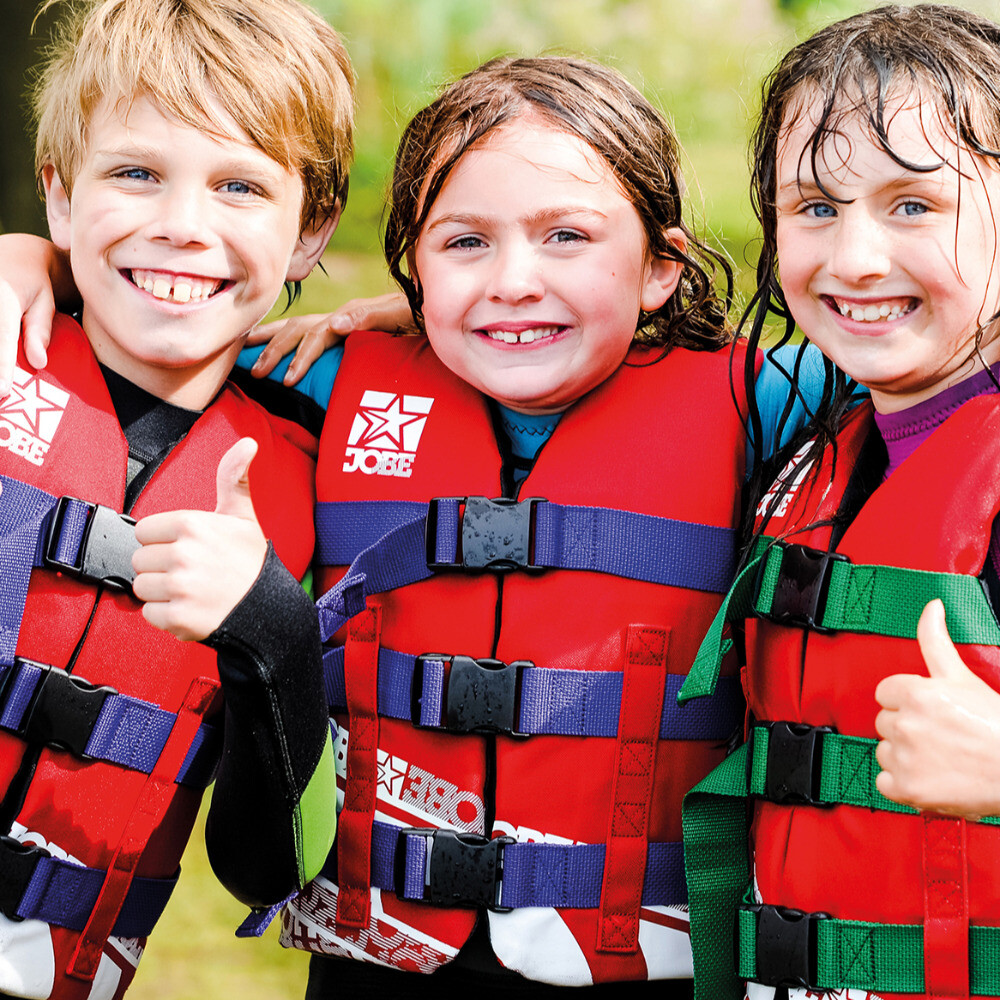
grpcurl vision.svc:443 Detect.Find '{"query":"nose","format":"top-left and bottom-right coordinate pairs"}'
top-left (486, 239), bottom-right (544, 304)
top-left (147, 183), bottom-right (212, 248)
top-left (826, 205), bottom-right (892, 284)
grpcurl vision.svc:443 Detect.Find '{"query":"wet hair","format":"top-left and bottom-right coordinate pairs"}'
top-left (743, 4), bottom-right (1000, 532)
top-left (384, 55), bottom-right (732, 353)
top-left (33, 0), bottom-right (355, 230)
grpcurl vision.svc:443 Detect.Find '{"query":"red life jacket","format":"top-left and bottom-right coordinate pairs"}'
top-left (742, 397), bottom-right (1000, 999)
top-left (0, 315), bottom-right (315, 1000)
top-left (292, 330), bottom-right (750, 985)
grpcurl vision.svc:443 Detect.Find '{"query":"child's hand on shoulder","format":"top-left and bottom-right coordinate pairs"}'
top-left (246, 292), bottom-right (413, 385)
top-left (0, 234), bottom-right (72, 395)
top-left (132, 438), bottom-right (267, 641)
top-left (874, 599), bottom-right (1000, 820)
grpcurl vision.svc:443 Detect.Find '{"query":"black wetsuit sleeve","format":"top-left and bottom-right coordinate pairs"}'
top-left (204, 545), bottom-right (336, 907)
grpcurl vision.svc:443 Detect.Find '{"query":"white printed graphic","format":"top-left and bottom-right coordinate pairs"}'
top-left (343, 391), bottom-right (433, 478)
top-left (334, 726), bottom-right (483, 831)
top-left (0, 367), bottom-right (69, 467)
top-left (756, 439), bottom-right (816, 519)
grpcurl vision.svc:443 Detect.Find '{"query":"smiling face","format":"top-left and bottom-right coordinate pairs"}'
top-left (412, 122), bottom-right (683, 415)
top-left (775, 91), bottom-right (1000, 413)
top-left (44, 94), bottom-right (335, 408)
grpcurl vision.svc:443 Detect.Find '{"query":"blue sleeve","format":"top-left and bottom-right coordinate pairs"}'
top-left (748, 342), bottom-right (870, 470)
top-left (236, 342), bottom-right (343, 413)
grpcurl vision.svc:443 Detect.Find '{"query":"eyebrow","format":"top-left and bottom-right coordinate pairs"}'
top-left (424, 206), bottom-right (609, 233)
top-left (91, 144), bottom-right (283, 179)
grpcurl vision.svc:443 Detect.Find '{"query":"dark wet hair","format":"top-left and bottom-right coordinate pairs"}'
top-left (384, 55), bottom-right (732, 354)
top-left (742, 4), bottom-right (1000, 533)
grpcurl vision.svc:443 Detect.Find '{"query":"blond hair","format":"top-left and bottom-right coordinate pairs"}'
top-left (34, 0), bottom-right (354, 228)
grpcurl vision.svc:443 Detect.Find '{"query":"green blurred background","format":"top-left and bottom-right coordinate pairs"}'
top-left (0, 0), bottom-right (995, 995)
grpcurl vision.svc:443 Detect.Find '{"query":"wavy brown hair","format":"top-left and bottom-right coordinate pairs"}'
top-left (742, 3), bottom-right (1000, 534)
top-left (384, 55), bottom-right (732, 354)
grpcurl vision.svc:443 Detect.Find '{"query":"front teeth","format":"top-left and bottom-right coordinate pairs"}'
top-left (131, 269), bottom-right (221, 304)
top-left (487, 326), bottom-right (560, 345)
top-left (836, 300), bottom-right (910, 322)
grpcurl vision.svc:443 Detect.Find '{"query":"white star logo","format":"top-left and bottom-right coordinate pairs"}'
top-left (0, 369), bottom-right (69, 442)
top-left (377, 752), bottom-right (407, 798)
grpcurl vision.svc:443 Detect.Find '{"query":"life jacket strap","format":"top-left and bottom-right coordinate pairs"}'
top-left (746, 722), bottom-right (1000, 824)
top-left (0, 834), bottom-right (175, 937)
top-left (319, 819), bottom-right (687, 911)
top-left (679, 536), bottom-right (1000, 704)
top-left (0, 657), bottom-right (219, 788)
top-left (322, 644), bottom-right (743, 741)
top-left (0, 474), bottom-right (139, 669)
top-left (738, 898), bottom-right (1000, 995)
top-left (314, 498), bottom-right (737, 641)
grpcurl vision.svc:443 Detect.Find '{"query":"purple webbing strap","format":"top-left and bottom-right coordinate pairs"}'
top-left (0, 661), bottom-right (219, 787)
top-left (14, 845), bottom-right (176, 936)
top-left (315, 517), bottom-right (435, 640)
top-left (321, 645), bottom-right (742, 741)
top-left (315, 501), bottom-right (426, 566)
top-left (532, 504), bottom-right (736, 594)
top-left (362, 821), bottom-right (686, 909)
top-left (315, 499), bottom-right (736, 600)
top-left (0, 476), bottom-right (60, 667)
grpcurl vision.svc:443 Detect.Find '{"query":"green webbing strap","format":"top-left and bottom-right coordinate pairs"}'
top-left (679, 538), bottom-right (1000, 706)
top-left (755, 545), bottom-right (1000, 643)
top-left (678, 537), bottom-right (771, 703)
top-left (682, 744), bottom-right (751, 1000)
top-left (746, 724), bottom-right (1000, 825)
top-left (737, 901), bottom-right (1000, 994)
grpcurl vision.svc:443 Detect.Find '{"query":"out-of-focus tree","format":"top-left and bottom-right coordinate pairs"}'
top-left (0, 1), bottom-right (58, 236)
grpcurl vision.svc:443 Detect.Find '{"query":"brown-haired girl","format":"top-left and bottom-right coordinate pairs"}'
top-left (680, 6), bottom-right (1000, 999)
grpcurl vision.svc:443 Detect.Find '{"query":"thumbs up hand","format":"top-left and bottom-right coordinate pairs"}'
top-left (132, 438), bottom-right (268, 641)
top-left (874, 599), bottom-right (1000, 819)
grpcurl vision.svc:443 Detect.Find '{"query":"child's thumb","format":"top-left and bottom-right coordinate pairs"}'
top-left (215, 437), bottom-right (259, 521)
top-left (917, 599), bottom-right (972, 681)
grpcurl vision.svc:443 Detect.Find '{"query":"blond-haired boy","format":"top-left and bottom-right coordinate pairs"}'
top-left (0, 2), bottom-right (352, 997)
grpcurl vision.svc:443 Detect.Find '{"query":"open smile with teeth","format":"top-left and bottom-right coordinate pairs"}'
top-left (828, 296), bottom-right (917, 323)
top-left (483, 326), bottom-right (562, 345)
top-left (127, 268), bottom-right (227, 305)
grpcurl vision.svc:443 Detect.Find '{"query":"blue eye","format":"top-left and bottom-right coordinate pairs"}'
top-left (805, 202), bottom-right (836, 219)
top-left (899, 201), bottom-right (928, 217)
top-left (447, 235), bottom-right (486, 250)
top-left (551, 230), bottom-right (585, 243)
top-left (116, 167), bottom-right (152, 182)
top-left (222, 180), bottom-right (257, 195)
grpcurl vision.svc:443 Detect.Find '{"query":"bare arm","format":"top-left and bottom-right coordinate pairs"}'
top-left (0, 235), bottom-right (78, 394)
top-left (247, 291), bottom-right (413, 385)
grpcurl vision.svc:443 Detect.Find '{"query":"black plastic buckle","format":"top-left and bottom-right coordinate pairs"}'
top-left (760, 721), bottom-right (835, 806)
top-left (19, 662), bottom-right (115, 759)
top-left (426, 496), bottom-right (544, 572)
top-left (764, 542), bottom-right (848, 632)
top-left (396, 828), bottom-right (514, 910)
top-left (750, 903), bottom-right (829, 988)
top-left (0, 836), bottom-right (48, 921)
top-left (412, 654), bottom-right (528, 735)
top-left (44, 497), bottom-right (139, 591)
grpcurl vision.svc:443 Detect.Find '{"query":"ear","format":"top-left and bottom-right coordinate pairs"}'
top-left (42, 164), bottom-right (73, 253)
top-left (640, 226), bottom-right (687, 313)
top-left (286, 199), bottom-right (343, 282)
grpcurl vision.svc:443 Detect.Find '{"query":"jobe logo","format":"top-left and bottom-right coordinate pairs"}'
top-left (343, 390), bottom-right (433, 478)
top-left (0, 367), bottom-right (69, 467)
top-left (335, 726), bottom-right (483, 830)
